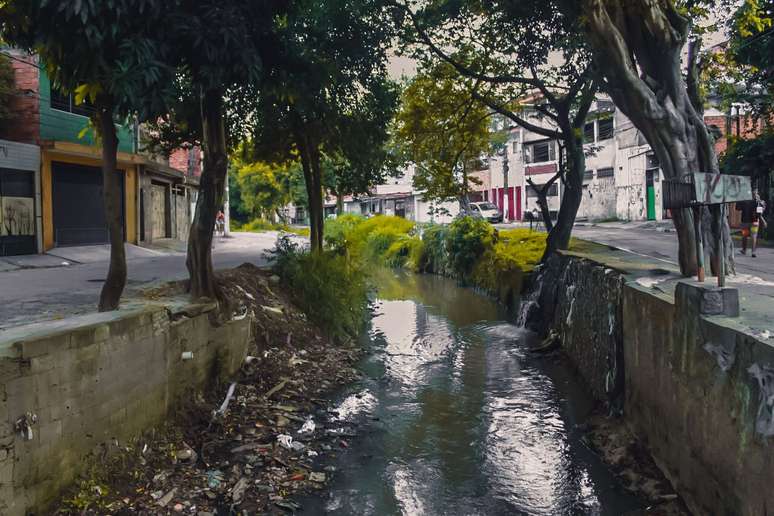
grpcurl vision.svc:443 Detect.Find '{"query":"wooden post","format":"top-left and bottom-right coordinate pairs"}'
top-left (692, 205), bottom-right (705, 282)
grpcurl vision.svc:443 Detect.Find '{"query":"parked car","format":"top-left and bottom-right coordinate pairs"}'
top-left (467, 202), bottom-right (503, 223)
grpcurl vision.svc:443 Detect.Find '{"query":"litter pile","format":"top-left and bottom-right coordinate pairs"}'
top-left (57, 263), bottom-right (364, 515)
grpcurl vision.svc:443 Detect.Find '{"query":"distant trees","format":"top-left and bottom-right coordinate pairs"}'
top-left (395, 61), bottom-right (492, 212)
top-left (395, 0), bottom-right (598, 258)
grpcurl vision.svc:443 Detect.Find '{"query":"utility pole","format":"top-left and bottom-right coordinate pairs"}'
top-left (502, 145), bottom-right (509, 221)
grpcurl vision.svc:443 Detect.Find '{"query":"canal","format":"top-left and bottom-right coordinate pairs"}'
top-left (300, 271), bottom-right (643, 515)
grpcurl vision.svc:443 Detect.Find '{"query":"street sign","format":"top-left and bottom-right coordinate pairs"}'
top-left (691, 173), bottom-right (752, 205)
top-left (662, 173), bottom-right (753, 288)
top-left (663, 173), bottom-right (752, 209)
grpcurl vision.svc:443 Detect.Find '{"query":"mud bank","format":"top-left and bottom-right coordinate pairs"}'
top-left (50, 264), bottom-right (365, 515)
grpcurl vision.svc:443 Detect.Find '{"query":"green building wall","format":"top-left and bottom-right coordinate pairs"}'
top-left (38, 69), bottom-right (136, 153)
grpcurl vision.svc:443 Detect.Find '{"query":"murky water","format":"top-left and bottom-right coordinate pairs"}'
top-left (301, 271), bottom-right (642, 515)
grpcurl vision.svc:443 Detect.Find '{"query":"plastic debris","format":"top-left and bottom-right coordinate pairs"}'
top-left (14, 412), bottom-right (37, 441)
top-left (213, 382), bottom-right (237, 418)
top-left (206, 470), bottom-right (224, 489)
top-left (298, 417), bottom-right (316, 434)
top-left (277, 434), bottom-right (294, 450)
top-left (275, 500), bottom-right (302, 511)
top-left (156, 488), bottom-right (177, 507)
top-left (309, 472), bottom-right (326, 483)
top-left (231, 477), bottom-right (249, 502)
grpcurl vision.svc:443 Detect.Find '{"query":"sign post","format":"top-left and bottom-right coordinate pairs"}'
top-left (663, 173), bottom-right (752, 285)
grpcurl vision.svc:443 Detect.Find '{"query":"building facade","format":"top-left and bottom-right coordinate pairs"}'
top-left (0, 49), bottom-right (199, 256)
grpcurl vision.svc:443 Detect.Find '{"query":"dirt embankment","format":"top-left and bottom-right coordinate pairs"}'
top-left (55, 264), bottom-right (363, 515)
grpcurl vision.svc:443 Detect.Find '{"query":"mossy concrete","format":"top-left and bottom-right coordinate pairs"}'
top-left (527, 244), bottom-right (774, 516)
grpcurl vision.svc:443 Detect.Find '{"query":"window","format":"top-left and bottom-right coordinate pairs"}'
top-left (50, 86), bottom-right (96, 117)
top-left (512, 140), bottom-right (518, 154)
top-left (527, 183), bottom-right (559, 198)
top-left (583, 170), bottom-right (594, 180)
top-left (524, 140), bottom-right (556, 163)
top-left (597, 167), bottom-right (614, 178)
top-left (597, 117), bottom-right (614, 140)
top-left (646, 153), bottom-right (659, 169)
top-left (583, 122), bottom-right (595, 142)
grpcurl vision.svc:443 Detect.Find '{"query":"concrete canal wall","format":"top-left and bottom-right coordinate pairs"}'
top-left (0, 303), bottom-right (251, 515)
top-left (528, 248), bottom-right (774, 516)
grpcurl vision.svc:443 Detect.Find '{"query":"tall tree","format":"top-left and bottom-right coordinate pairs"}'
top-left (396, 0), bottom-right (599, 258)
top-left (1, 0), bottom-right (176, 311)
top-left (163, 0), bottom-right (288, 299)
top-left (571, 0), bottom-right (736, 276)
top-left (395, 61), bottom-right (492, 211)
top-left (247, 0), bottom-right (399, 252)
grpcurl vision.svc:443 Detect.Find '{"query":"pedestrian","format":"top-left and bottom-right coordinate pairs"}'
top-left (215, 209), bottom-right (226, 238)
top-left (737, 188), bottom-right (767, 257)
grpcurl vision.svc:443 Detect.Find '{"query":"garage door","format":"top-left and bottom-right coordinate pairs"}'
top-left (0, 167), bottom-right (36, 256)
top-left (52, 162), bottom-right (124, 247)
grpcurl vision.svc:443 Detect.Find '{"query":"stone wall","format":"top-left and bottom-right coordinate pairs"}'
top-left (523, 252), bottom-right (625, 405)
top-left (624, 282), bottom-right (774, 516)
top-left (528, 251), bottom-right (774, 516)
top-left (0, 303), bottom-right (251, 515)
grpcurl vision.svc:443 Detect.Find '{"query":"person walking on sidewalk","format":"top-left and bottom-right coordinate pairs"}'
top-left (737, 188), bottom-right (767, 257)
top-left (215, 209), bottom-right (226, 238)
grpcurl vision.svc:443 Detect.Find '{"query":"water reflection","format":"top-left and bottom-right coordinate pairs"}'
top-left (301, 270), bottom-right (642, 515)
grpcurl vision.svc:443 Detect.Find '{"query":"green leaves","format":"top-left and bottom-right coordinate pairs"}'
top-left (395, 61), bottom-right (490, 203)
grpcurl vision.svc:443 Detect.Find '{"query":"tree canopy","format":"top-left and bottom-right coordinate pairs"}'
top-left (395, 61), bottom-right (491, 208)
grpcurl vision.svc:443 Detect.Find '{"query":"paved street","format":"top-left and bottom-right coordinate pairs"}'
top-left (0, 232), bottom-right (280, 330)
top-left (571, 222), bottom-right (774, 284)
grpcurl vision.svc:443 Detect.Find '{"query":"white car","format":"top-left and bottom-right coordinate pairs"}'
top-left (468, 202), bottom-right (503, 223)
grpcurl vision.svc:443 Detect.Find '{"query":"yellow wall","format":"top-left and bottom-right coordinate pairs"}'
top-left (41, 146), bottom-right (139, 251)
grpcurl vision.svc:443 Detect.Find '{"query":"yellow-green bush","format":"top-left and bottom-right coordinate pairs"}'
top-left (321, 215), bottom-right (547, 305)
top-left (325, 214), bottom-right (416, 264)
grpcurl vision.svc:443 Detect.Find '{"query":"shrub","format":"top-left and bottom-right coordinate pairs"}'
top-left (445, 216), bottom-right (496, 281)
top-left (324, 214), bottom-right (416, 264)
top-left (324, 213), bottom-right (366, 254)
top-left (269, 235), bottom-right (368, 341)
top-left (383, 234), bottom-right (424, 269)
top-left (416, 223), bottom-right (449, 274)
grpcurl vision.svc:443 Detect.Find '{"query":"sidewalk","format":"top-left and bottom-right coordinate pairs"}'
top-left (0, 232), bottom-right (279, 331)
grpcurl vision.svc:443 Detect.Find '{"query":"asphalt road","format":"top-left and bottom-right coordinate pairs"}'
top-left (571, 224), bottom-right (774, 283)
top-left (0, 232), bottom-right (279, 330)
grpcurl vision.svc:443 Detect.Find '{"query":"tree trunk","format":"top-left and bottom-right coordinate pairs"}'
top-left (295, 127), bottom-right (324, 253)
top-left (542, 133), bottom-right (584, 260)
top-left (97, 105), bottom-right (127, 312)
top-left (186, 88), bottom-right (228, 300)
top-left (336, 192), bottom-right (344, 215)
top-left (459, 165), bottom-right (471, 213)
top-left (308, 146), bottom-right (325, 253)
top-left (578, 0), bottom-right (734, 276)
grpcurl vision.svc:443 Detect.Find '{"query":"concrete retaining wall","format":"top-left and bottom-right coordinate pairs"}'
top-left (0, 303), bottom-right (251, 515)
top-left (530, 252), bottom-right (774, 515)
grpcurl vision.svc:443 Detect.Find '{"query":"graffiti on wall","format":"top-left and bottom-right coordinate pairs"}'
top-left (0, 197), bottom-right (34, 236)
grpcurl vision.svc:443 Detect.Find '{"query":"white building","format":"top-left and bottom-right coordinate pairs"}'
top-left (469, 97), bottom-right (666, 223)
